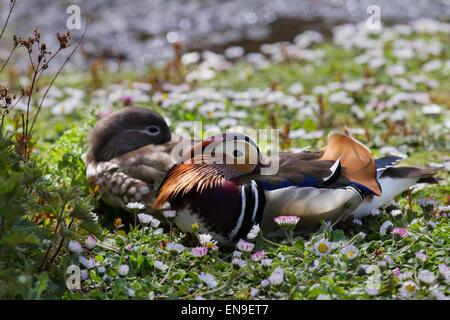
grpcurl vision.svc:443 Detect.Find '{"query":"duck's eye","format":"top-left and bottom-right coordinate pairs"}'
top-left (232, 150), bottom-right (244, 158)
top-left (147, 125), bottom-right (160, 135)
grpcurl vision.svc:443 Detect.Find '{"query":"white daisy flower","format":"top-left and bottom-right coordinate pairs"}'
top-left (415, 252), bottom-right (427, 263)
top-left (315, 238), bottom-right (332, 256)
top-left (154, 261), bottom-right (169, 272)
top-left (380, 221), bottom-right (394, 236)
top-left (261, 259), bottom-right (273, 267)
top-left (199, 233), bottom-right (213, 245)
top-left (79, 256), bottom-right (97, 269)
top-left (289, 82), bottom-right (304, 95)
top-left (166, 242), bottom-right (185, 255)
top-left (162, 210), bottom-right (177, 219)
top-left (260, 279), bottom-right (270, 288)
top-left (390, 209), bottom-right (403, 219)
top-left (150, 218), bottom-right (161, 228)
top-left (247, 224), bottom-right (261, 240)
top-left (268, 267), bottom-right (284, 286)
top-left (418, 270), bottom-right (436, 285)
top-left (232, 258), bottom-right (246, 269)
top-left (80, 269), bottom-right (89, 281)
top-left (399, 281), bottom-right (417, 298)
top-left (438, 264), bottom-right (450, 284)
top-left (84, 235), bottom-right (96, 250)
top-left (126, 202), bottom-right (145, 210)
top-left (365, 287), bottom-right (380, 296)
top-left (68, 240), bottom-right (83, 253)
top-left (118, 264), bottom-right (130, 277)
top-left (198, 272), bottom-right (218, 289)
top-left (137, 213), bottom-right (153, 225)
top-left (340, 245), bottom-right (359, 260)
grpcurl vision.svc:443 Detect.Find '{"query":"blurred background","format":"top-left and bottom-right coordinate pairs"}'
top-left (1, 0), bottom-right (449, 70)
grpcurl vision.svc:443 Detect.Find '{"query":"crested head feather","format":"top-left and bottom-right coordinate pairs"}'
top-left (153, 163), bottom-right (226, 211)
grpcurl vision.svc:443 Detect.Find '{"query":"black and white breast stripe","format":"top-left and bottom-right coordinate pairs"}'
top-left (227, 180), bottom-right (266, 241)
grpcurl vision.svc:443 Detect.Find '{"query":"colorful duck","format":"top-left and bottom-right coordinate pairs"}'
top-left (154, 132), bottom-right (440, 245)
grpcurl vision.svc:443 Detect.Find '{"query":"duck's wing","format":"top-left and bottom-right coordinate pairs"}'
top-left (318, 131), bottom-right (382, 196)
top-left (87, 136), bottom-right (191, 209)
top-left (238, 153), bottom-right (342, 191)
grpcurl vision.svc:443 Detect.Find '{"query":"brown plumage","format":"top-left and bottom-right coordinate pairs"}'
top-left (318, 131), bottom-right (381, 195)
top-left (86, 107), bottom-right (191, 212)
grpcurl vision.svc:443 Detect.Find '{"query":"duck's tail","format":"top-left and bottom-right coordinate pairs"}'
top-left (351, 166), bottom-right (441, 218)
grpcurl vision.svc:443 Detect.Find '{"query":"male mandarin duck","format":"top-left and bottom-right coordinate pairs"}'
top-left (154, 132), bottom-right (440, 245)
top-left (86, 106), bottom-right (187, 211)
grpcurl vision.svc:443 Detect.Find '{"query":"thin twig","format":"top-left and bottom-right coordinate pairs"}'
top-left (0, 46), bottom-right (16, 74)
top-left (28, 22), bottom-right (88, 139)
top-left (0, 0), bottom-right (16, 40)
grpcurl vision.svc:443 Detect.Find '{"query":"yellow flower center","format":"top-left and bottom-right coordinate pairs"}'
top-left (318, 243), bottom-right (328, 253)
top-left (347, 251), bottom-right (355, 258)
top-left (406, 284), bottom-right (415, 292)
top-left (206, 242), bottom-right (214, 249)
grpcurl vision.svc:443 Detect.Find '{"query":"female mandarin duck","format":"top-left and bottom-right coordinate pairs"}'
top-left (86, 106), bottom-right (188, 210)
top-left (154, 132), bottom-right (440, 245)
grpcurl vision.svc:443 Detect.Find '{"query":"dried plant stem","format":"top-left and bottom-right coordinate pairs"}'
top-left (0, 46), bottom-right (16, 74)
top-left (0, 0), bottom-right (16, 41)
top-left (29, 25), bottom-right (87, 135)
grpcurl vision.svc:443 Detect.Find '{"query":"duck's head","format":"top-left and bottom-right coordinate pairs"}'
top-left (154, 132), bottom-right (268, 210)
top-left (87, 107), bottom-right (171, 163)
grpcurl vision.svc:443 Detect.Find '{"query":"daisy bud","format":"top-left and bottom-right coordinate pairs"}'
top-left (191, 223), bottom-right (200, 233)
top-left (191, 247), bottom-right (208, 258)
top-left (251, 250), bottom-right (265, 262)
top-left (118, 264), bottom-right (130, 277)
top-left (85, 235), bottom-right (96, 250)
top-left (274, 216), bottom-right (300, 230)
top-left (415, 252), bottom-right (427, 263)
top-left (236, 239), bottom-right (255, 253)
top-left (391, 227), bottom-right (408, 240)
